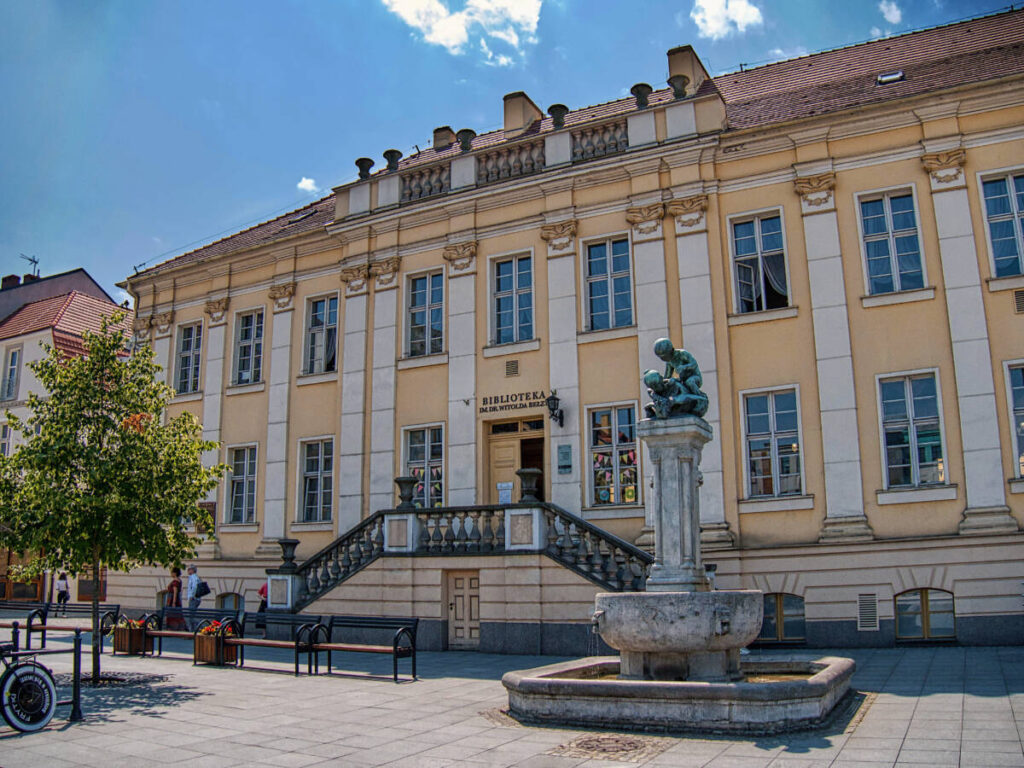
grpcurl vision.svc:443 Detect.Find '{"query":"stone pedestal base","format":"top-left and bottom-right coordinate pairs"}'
top-left (958, 506), bottom-right (1019, 536)
top-left (633, 526), bottom-right (655, 554)
top-left (700, 522), bottom-right (736, 550)
top-left (620, 648), bottom-right (742, 682)
top-left (255, 539), bottom-right (283, 557)
top-left (818, 515), bottom-right (874, 543)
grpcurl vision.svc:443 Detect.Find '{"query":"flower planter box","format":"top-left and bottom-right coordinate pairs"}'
top-left (113, 625), bottom-right (152, 655)
top-left (194, 632), bottom-right (236, 665)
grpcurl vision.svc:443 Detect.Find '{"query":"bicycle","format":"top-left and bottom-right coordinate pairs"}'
top-left (0, 641), bottom-right (57, 732)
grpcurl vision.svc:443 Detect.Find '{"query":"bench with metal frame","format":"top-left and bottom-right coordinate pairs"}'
top-left (0, 601), bottom-right (50, 632)
top-left (139, 607), bottom-right (244, 656)
top-left (221, 612), bottom-right (323, 674)
top-left (305, 615), bottom-right (418, 682)
top-left (24, 603), bottom-right (120, 650)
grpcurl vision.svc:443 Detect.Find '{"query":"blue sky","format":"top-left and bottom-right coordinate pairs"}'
top-left (0, 0), bottom-right (1005, 302)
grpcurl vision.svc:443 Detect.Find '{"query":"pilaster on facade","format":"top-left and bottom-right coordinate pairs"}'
top-left (201, 297), bottom-right (229, 509)
top-left (260, 281), bottom-right (296, 554)
top-left (368, 271), bottom-right (399, 516)
top-left (150, 309), bottom-right (175, 388)
top-left (339, 277), bottom-right (369, 532)
top-left (792, 167), bottom-right (873, 543)
top-left (544, 215), bottom-right (582, 509)
top-left (668, 191), bottom-right (734, 550)
top-left (919, 144), bottom-right (1018, 535)
top-left (445, 239), bottom-right (478, 506)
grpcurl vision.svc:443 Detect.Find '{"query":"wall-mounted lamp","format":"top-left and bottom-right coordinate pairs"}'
top-left (545, 390), bottom-right (564, 428)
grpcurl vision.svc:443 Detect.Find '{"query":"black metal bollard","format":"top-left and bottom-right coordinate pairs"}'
top-left (11, 620), bottom-right (19, 652)
top-left (69, 629), bottom-right (84, 722)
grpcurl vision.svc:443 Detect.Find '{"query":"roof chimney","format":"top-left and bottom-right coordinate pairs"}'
top-left (666, 45), bottom-right (710, 98)
top-left (503, 92), bottom-right (543, 139)
top-left (433, 126), bottom-right (456, 150)
top-left (22, 273), bottom-right (39, 284)
top-left (1, 274), bottom-right (20, 290)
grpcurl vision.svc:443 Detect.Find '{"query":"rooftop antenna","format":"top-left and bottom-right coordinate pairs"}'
top-left (19, 254), bottom-right (40, 276)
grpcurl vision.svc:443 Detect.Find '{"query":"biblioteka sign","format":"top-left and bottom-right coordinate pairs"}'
top-left (479, 390), bottom-right (547, 414)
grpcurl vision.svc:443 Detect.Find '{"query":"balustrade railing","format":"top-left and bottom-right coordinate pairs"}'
top-left (571, 120), bottom-right (628, 162)
top-left (476, 140), bottom-right (545, 185)
top-left (291, 500), bottom-right (652, 610)
top-left (400, 163), bottom-right (450, 202)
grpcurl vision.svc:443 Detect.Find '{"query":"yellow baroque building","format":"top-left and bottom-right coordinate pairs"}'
top-left (116, 10), bottom-right (1024, 652)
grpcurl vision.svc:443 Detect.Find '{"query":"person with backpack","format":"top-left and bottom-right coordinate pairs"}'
top-left (185, 564), bottom-right (210, 629)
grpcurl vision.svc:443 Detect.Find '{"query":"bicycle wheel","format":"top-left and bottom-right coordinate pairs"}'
top-left (0, 660), bottom-right (57, 732)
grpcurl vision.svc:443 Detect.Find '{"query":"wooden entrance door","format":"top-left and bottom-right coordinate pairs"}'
top-left (447, 570), bottom-right (480, 649)
top-left (485, 418), bottom-right (546, 504)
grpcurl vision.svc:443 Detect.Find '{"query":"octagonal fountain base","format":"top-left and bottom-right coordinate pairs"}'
top-left (502, 654), bottom-right (855, 734)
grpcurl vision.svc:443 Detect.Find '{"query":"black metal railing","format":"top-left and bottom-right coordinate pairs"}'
top-left (291, 501), bottom-right (652, 611)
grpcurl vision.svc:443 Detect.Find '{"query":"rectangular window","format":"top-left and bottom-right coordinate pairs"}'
top-left (859, 192), bottom-right (924, 294)
top-left (732, 214), bottom-right (788, 313)
top-left (301, 439), bottom-right (333, 522)
top-left (744, 389), bottom-right (801, 497)
top-left (493, 255), bottom-right (533, 344)
top-left (0, 424), bottom-right (9, 456)
top-left (304, 297), bottom-right (338, 375)
top-left (1010, 365), bottom-right (1024, 477)
top-left (982, 173), bottom-right (1024, 277)
top-left (406, 426), bottom-right (443, 507)
top-left (880, 373), bottom-right (944, 488)
top-left (1, 347), bottom-right (20, 401)
top-left (586, 238), bottom-right (632, 330)
top-left (175, 324), bottom-right (202, 394)
top-left (589, 405), bottom-right (638, 506)
top-left (234, 310), bottom-right (264, 385)
top-left (228, 446), bottom-right (257, 524)
top-left (408, 272), bottom-right (444, 357)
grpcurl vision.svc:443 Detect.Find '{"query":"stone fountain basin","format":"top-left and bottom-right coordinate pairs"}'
top-left (502, 654), bottom-right (855, 733)
top-left (594, 590), bottom-right (763, 652)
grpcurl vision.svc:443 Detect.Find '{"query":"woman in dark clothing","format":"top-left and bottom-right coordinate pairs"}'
top-left (166, 567), bottom-right (183, 629)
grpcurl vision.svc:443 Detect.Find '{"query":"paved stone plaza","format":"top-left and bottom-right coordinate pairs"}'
top-left (1, 635), bottom-right (1023, 767)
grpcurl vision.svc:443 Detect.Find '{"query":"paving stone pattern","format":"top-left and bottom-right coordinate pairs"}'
top-left (1, 634), bottom-right (1023, 768)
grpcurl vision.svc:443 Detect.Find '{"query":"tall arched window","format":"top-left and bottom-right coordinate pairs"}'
top-left (758, 593), bottom-right (805, 642)
top-left (895, 588), bottom-right (955, 640)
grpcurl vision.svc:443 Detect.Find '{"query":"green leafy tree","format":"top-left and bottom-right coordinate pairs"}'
top-left (0, 313), bottom-right (225, 681)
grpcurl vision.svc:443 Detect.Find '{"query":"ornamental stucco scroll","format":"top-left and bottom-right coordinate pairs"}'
top-left (268, 281), bottom-right (296, 311)
top-left (539, 219), bottom-right (578, 258)
top-left (442, 241), bottom-right (477, 273)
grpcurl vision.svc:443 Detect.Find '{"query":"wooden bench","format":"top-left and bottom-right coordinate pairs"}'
top-left (25, 603), bottom-right (120, 650)
top-left (140, 607), bottom-right (244, 656)
top-left (222, 612), bottom-right (323, 675)
top-left (305, 615), bottom-right (418, 682)
top-left (0, 600), bottom-right (49, 631)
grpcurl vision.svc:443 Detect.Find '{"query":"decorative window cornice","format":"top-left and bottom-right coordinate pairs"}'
top-left (921, 149), bottom-right (966, 183)
top-left (268, 281), bottom-right (296, 310)
top-left (204, 297), bottom-right (229, 323)
top-left (369, 256), bottom-right (401, 287)
top-left (152, 311), bottom-right (175, 334)
top-left (793, 172), bottom-right (836, 208)
top-left (442, 241), bottom-right (478, 272)
top-left (339, 265), bottom-right (370, 294)
top-left (539, 220), bottom-right (578, 255)
top-left (625, 203), bottom-right (665, 235)
top-left (665, 195), bottom-right (708, 228)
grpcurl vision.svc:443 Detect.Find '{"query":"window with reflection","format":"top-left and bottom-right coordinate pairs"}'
top-left (982, 173), bottom-right (1024, 277)
top-left (732, 214), bottom-right (788, 313)
top-left (586, 238), bottom-right (632, 330)
top-left (744, 389), bottom-right (801, 498)
top-left (895, 588), bottom-right (955, 640)
top-left (880, 373), bottom-right (944, 488)
top-left (859, 192), bottom-right (924, 294)
top-left (759, 593), bottom-right (805, 642)
top-left (589, 405), bottom-right (638, 506)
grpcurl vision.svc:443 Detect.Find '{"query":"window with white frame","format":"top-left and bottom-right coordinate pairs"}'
top-left (744, 389), bottom-right (801, 497)
top-left (233, 310), bottom-right (263, 385)
top-left (175, 324), bottom-right (202, 394)
top-left (859, 191), bottom-right (924, 294)
top-left (304, 297), bottom-right (337, 375)
top-left (408, 272), bottom-right (444, 357)
top-left (589, 405), bottom-right (638, 506)
top-left (585, 238), bottom-right (632, 330)
top-left (732, 214), bottom-right (788, 313)
top-left (300, 439), bottom-right (333, 522)
top-left (493, 255), bottom-right (533, 344)
top-left (880, 373), bottom-right (944, 488)
top-left (406, 426), bottom-right (443, 508)
top-left (1, 347), bottom-right (20, 401)
top-left (227, 446), bottom-right (257, 524)
top-left (0, 424), bottom-right (9, 457)
top-left (982, 172), bottom-right (1024, 277)
top-left (1009, 365), bottom-right (1024, 477)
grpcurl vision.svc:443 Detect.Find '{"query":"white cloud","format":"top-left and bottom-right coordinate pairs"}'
top-left (869, 26), bottom-right (883, 38)
top-left (115, 289), bottom-right (133, 307)
top-left (878, 0), bottom-right (901, 25)
top-left (381, 0), bottom-right (541, 63)
top-left (690, 0), bottom-right (763, 40)
top-left (768, 45), bottom-right (807, 61)
top-left (297, 177), bottom-right (319, 193)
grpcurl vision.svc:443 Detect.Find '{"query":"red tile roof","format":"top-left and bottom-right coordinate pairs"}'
top-left (135, 8), bottom-right (1024, 279)
top-left (0, 291), bottom-right (132, 351)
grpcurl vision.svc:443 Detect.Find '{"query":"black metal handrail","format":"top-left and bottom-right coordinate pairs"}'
top-left (291, 501), bottom-right (653, 611)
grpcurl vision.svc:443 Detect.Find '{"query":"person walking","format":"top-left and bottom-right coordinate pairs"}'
top-left (54, 572), bottom-right (70, 615)
top-left (185, 565), bottom-right (201, 630)
top-left (166, 567), bottom-right (183, 629)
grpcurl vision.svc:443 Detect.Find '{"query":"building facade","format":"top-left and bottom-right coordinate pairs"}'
top-left (116, 11), bottom-right (1024, 651)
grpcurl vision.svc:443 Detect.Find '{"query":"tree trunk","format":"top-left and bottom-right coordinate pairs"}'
top-left (91, 555), bottom-right (101, 684)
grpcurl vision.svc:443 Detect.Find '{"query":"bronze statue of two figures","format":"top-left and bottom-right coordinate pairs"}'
top-left (643, 338), bottom-right (709, 420)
